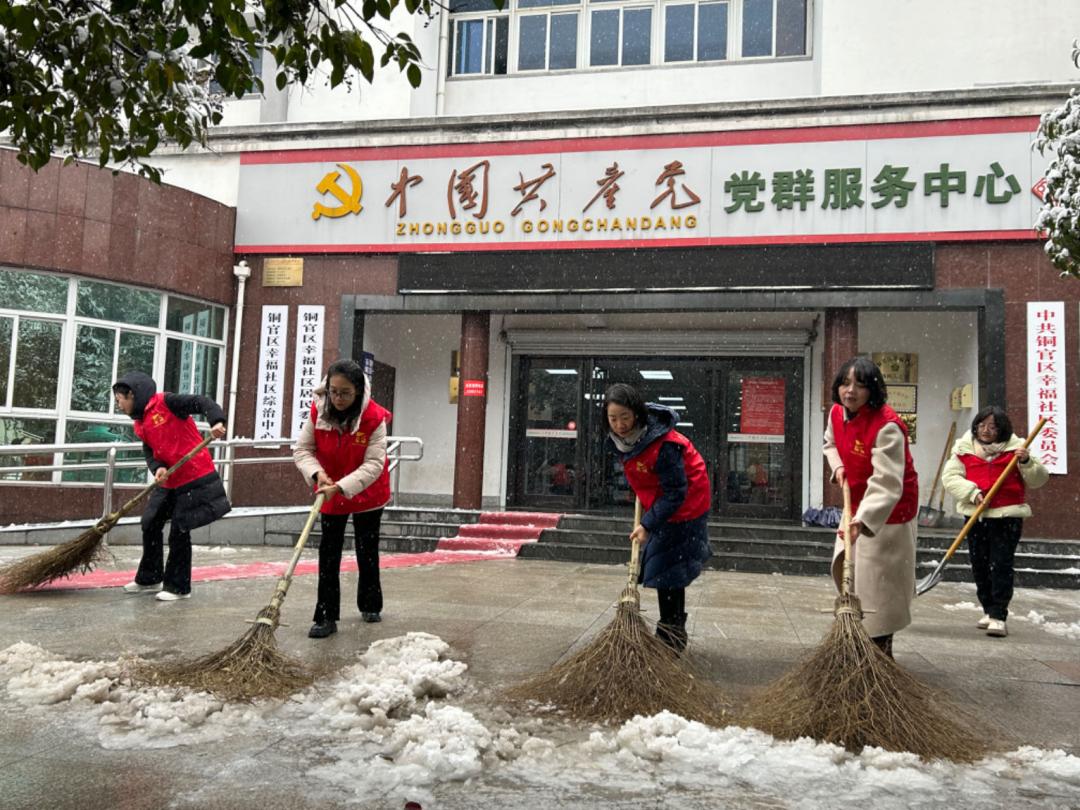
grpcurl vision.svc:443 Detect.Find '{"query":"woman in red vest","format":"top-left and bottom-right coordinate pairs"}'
top-left (112, 371), bottom-right (230, 601)
top-left (823, 357), bottom-right (919, 659)
top-left (604, 383), bottom-right (712, 653)
top-left (294, 359), bottom-right (392, 639)
top-left (941, 407), bottom-right (1048, 638)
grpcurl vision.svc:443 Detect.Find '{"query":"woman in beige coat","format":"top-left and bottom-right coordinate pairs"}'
top-left (941, 406), bottom-right (1048, 638)
top-left (824, 358), bottom-right (920, 658)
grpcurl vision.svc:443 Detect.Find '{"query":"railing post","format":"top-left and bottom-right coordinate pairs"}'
top-left (102, 446), bottom-right (117, 519)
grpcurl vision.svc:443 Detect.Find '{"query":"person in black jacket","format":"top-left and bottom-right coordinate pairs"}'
top-left (112, 371), bottom-right (230, 601)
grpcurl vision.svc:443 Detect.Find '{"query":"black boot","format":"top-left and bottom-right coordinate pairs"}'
top-left (656, 612), bottom-right (688, 654)
top-left (308, 620), bottom-right (337, 639)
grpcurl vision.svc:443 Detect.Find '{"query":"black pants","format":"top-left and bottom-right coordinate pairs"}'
top-left (657, 587), bottom-right (686, 625)
top-left (968, 516), bottom-right (1023, 621)
top-left (135, 488), bottom-right (191, 595)
top-left (314, 509), bottom-right (384, 623)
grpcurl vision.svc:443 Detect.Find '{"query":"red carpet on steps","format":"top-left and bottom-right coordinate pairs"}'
top-left (435, 511), bottom-right (561, 555)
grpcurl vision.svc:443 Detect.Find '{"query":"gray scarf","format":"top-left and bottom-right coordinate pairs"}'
top-left (610, 425), bottom-right (646, 454)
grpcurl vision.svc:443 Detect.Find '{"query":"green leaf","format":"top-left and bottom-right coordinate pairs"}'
top-left (406, 63), bottom-right (421, 88)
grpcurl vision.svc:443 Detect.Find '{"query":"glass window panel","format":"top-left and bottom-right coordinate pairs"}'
top-left (519, 0), bottom-right (578, 6)
top-left (0, 269), bottom-right (67, 314)
top-left (192, 344), bottom-right (220, 399)
top-left (742, 0), bottom-right (773, 57)
top-left (664, 4), bottom-right (695, 62)
top-left (621, 7), bottom-right (651, 65)
top-left (456, 19), bottom-right (485, 74)
top-left (117, 331), bottom-right (156, 387)
top-left (0, 417), bottom-right (56, 481)
top-left (70, 325), bottom-right (116, 413)
top-left (590, 9), bottom-right (619, 65)
top-left (494, 16), bottom-right (509, 73)
top-left (549, 13), bottom-right (578, 69)
top-left (698, 2), bottom-right (728, 60)
top-left (76, 280), bottom-right (159, 327)
top-left (13, 319), bottom-right (62, 409)
top-left (518, 15), bottom-right (549, 70)
top-left (0, 316), bottom-right (11, 405)
top-left (450, 0), bottom-right (496, 12)
top-left (166, 298), bottom-right (224, 339)
top-left (165, 337), bottom-right (193, 394)
top-left (62, 420), bottom-right (144, 484)
top-left (776, 0), bottom-right (806, 56)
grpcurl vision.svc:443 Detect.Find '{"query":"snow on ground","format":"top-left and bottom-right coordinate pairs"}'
top-left (2, 635), bottom-right (1079, 809)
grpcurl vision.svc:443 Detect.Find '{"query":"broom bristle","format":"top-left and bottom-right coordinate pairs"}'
top-left (741, 593), bottom-right (992, 762)
top-left (134, 606), bottom-right (314, 702)
top-left (0, 526), bottom-right (109, 594)
top-left (504, 601), bottom-right (729, 725)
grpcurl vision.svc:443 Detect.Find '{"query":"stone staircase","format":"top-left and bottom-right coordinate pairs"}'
top-left (264, 508), bottom-right (1080, 589)
top-left (517, 514), bottom-right (1080, 589)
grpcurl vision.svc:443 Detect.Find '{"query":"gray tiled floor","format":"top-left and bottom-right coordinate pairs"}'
top-left (1, 547), bottom-right (1078, 808)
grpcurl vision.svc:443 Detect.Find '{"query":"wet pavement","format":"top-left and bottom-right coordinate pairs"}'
top-left (0, 543), bottom-right (1078, 809)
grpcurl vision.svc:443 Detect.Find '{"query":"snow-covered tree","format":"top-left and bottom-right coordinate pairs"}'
top-left (0, 0), bottom-right (462, 182)
top-left (1036, 41), bottom-right (1080, 278)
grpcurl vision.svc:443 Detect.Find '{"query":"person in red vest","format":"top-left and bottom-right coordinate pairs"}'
top-left (112, 371), bottom-right (230, 601)
top-left (941, 407), bottom-right (1048, 638)
top-left (823, 357), bottom-right (919, 659)
top-left (604, 383), bottom-right (712, 653)
top-left (293, 359), bottom-right (392, 639)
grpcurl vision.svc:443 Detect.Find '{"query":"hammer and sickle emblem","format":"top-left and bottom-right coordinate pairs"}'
top-left (312, 163), bottom-right (363, 220)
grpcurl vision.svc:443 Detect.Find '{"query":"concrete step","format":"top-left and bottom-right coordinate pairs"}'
top-left (479, 511), bottom-right (561, 528)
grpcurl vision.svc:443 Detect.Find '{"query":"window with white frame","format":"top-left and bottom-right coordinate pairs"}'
top-left (517, 0), bottom-right (580, 71)
top-left (448, 0), bottom-right (807, 76)
top-left (664, 1), bottom-right (728, 62)
top-left (450, 0), bottom-right (510, 75)
top-left (0, 268), bottom-right (228, 485)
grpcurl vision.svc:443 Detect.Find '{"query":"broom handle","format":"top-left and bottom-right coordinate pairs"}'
top-left (936, 422), bottom-right (957, 510)
top-left (840, 481), bottom-right (854, 597)
top-left (625, 497), bottom-right (643, 591)
top-left (95, 433), bottom-right (216, 527)
top-left (263, 494), bottom-right (325, 620)
top-left (937, 417), bottom-right (1047, 564)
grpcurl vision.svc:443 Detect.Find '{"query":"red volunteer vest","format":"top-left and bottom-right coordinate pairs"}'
top-left (622, 430), bottom-right (711, 522)
top-left (132, 393), bottom-right (216, 489)
top-left (958, 451), bottom-right (1026, 508)
top-left (830, 403), bottom-right (919, 524)
top-left (312, 399), bottom-right (393, 515)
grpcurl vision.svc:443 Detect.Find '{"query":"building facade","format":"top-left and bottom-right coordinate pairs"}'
top-left (2, 1), bottom-right (1079, 536)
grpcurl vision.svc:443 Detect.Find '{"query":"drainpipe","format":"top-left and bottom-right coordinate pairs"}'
top-left (435, 7), bottom-right (450, 116)
top-left (222, 260), bottom-right (250, 498)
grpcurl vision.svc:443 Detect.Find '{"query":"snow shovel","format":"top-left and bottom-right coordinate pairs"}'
top-left (918, 421), bottom-right (956, 528)
top-left (916, 417), bottom-right (1046, 596)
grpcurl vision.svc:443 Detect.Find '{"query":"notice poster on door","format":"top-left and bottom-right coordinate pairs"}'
top-left (730, 377), bottom-right (786, 444)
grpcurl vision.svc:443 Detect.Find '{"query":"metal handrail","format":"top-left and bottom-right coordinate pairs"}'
top-left (0, 436), bottom-right (424, 517)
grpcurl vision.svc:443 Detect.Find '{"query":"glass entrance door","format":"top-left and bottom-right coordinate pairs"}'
top-left (510, 357), bottom-right (584, 509)
top-left (510, 354), bottom-right (803, 521)
top-left (717, 362), bottom-right (803, 519)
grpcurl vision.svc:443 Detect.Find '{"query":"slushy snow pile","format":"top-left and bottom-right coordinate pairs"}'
top-left (2, 633), bottom-right (1080, 808)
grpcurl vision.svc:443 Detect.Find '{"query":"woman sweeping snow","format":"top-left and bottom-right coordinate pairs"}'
top-left (603, 383), bottom-right (712, 653)
top-left (823, 357), bottom-right (919, 659)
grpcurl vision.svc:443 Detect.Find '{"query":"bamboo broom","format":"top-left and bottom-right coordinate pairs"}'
top-left (135, 494), bottom-right (325, 702)
top-left (0, 434), bottom-right (215, 594)
top-left (741, 482), bottom-right (992, 761)
top-left (504, 498), bottom-right (728, 725)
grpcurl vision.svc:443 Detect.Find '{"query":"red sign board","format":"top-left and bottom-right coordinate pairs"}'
top-left (462, 379), bottom-right (486, 397)
top-left (740, 377), bottom-right (786, 435)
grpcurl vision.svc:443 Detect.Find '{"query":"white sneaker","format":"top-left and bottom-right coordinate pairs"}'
top-left (976, 614), bottom-right (991, 630)
top-left (155, 590), bottom-right (191, 602)
top-left (122, 581), bottom-right (161, 594)
top-left (986, 619), bottom-right (1008, 637)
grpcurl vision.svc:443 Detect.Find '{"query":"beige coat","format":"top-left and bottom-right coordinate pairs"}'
top-left (941, 431), bottom-right (1049, 518)
top-left (824, 415), bottom-right (917, 638)
top-left (292, 381), bottom-right (388, 501)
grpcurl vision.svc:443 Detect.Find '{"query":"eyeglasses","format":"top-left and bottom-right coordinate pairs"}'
top-left (328, 387), bottom-right (356, 399)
